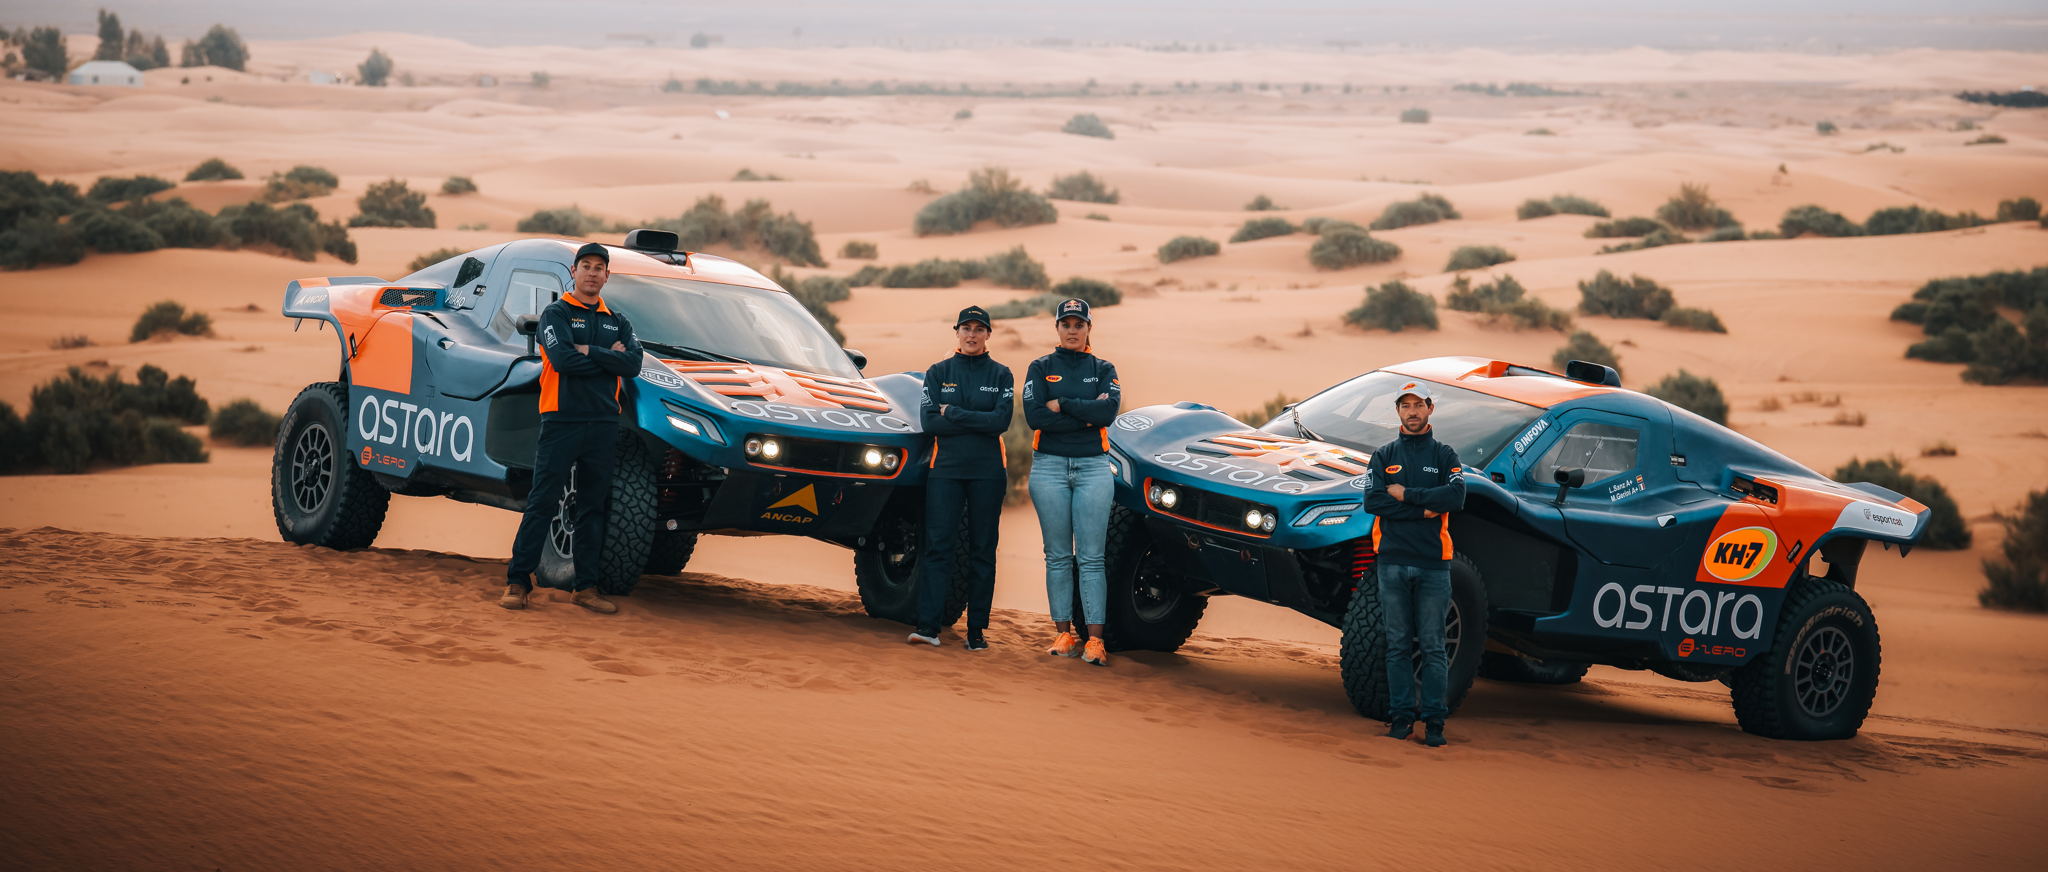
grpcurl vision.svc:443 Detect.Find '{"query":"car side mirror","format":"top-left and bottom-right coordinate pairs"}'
top-left (1553, 467), bottom-right (1586, 506)
top-left (844, 347), bottom-right (868, 371)
top-left (515, 313), bottom-right (540, 355)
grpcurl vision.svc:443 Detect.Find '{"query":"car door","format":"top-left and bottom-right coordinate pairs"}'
top-left (1516, 407), bottom-right (1715, 570)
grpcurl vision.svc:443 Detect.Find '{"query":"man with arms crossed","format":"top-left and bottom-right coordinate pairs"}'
top-left (1363, 381), bottom-right (1467, 747)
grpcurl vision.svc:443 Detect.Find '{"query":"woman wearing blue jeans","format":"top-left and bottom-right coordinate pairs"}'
top-left (1023, 297), bottom-right (1121, 666)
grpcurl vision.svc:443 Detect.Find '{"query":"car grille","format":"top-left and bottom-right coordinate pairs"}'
top-left (750, 435), bottom-right (903, 479)
top-left (1148, 481), bottom-right (1272, 538)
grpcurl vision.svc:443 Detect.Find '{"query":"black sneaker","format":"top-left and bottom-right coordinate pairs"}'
top-left (1385, 720), bottom-right (1415, 741)
top-left (1423, 722), bottom-right (1447, 747)
top-left (966, 629), bottom-right (989, 651)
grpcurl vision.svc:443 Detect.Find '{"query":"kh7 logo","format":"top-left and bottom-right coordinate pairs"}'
top-left (1702, 526), bottom-right (1778, 583)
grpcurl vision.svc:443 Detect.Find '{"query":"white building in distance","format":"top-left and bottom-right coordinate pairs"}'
top-left (68, 60), bottom-right (143, 87)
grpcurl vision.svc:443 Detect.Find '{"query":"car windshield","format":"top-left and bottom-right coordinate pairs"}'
top-left (602, 275), bottom-right (856, 378)
top-left (1285, 371), bottom-right (1544, 467)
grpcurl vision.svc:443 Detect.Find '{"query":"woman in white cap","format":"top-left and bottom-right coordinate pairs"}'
top-left (1022, 297), bottom-right (1121, 666)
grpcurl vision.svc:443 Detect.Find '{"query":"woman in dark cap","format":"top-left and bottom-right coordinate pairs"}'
top-left (1023, 297), bottom-right (1121, 666)
top-left (905, 305), bottom-right (1013, 651)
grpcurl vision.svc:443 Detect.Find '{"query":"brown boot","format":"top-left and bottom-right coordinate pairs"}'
top-left (498, 584), bottom-right (530, 610)
top-left (572, 588), bottom-right (618, 614)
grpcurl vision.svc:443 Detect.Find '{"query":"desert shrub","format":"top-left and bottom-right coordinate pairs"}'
top-left (982, 246), bottom-right (1051, 290)
top-left (1369, 193), bottom-right (1459, 230)
top-left (74, 209), bottom-right (164, 253)
top-left (1655, 183), bottom-right (1735, 231)
top-left (1300, 216), bottom-right (1364, 235)
top-left (1236, 393), bottom-right (1299, 427)
top-left (261, 165), bottom-right (339, 202)
top-left (1577, 270), bottom-right (1676, 319)
top-left (0, 171), bottom-right (86, 234)
top-left (123, 198), bottom-right (221, 248)
top-left (1062, 113), bottom-right (1114, 139)
top-left (87, 175), bottom-right (175, 204)
top-left (130, 300), bottom-right (213, 342)
top-left (983, 295), bottom-right (1057, 320)
top-left (845, 265), bottom-right (886, 287)
top-left (1046, 171), bottom-right (1120, 204)
top-left (1084, 213), bottom-right (1109, 221)
top-left (1584, 216), bottom-right (1666, 238)
top-left (1779, 204), bottom-right (1860, 238)
top-left (217, 202), bottom-right (357, 263)
top-left (441, 176), bottom-right (478, 195)
top-left (1245, 194), bottom-right (1282, 211)
top-left (745, 204), bottom-right (827, 267)
top-left (1444, 274), bottom-right (1525, 311)
top-left (1344, 280), bottom-right (1437, 332)
top-left (406, 246), bottom-right (464, 273)
top-left (1700, 225), bottom-right (1747, 243)
top-left (358, 48), bottom-right (393, 86)
top-left (0, 217), bottom-right (85, 270)
top-left (1495, 298), bottom-right (1571, 331)
top-left (209, 398), bottom-right (281, 446)
top-left (1399, 107), bottom-right (1430, 123)
top-left (1660, 306), bottom-right (1728, 333)
top-left (1961, 315), bottom-right (2048, 386)
top-left (1230, 217), bottom-right (1297, 243)
top-left (1051, 276), bottom-right (1122, 308)
top-left (1747, 229), bottom-right (1784, 240)
top-left (1996, 197), bottom-right (2040, 222)
top-left (954, 108), bottom-right (973, 120)
top-left (878, 258), bottom-right (973, 288)
top-left (732, 168), bottom-right (786, 181)
top-left (1517, 199), bottom-right (1557, 220)
top-left (51, 335), bottom-right (92, 350)
top-left (914, 167), bottom-right (1058, 236)
top-left (1644, 370), bottom-right (1728, 425)
top-left (349, 179), bottom-right (436, 228)
top-left (1906, 326), bottom-right (1978, 363)
top-left (838, 240), bottom-right (878, 259)
top-left (1520, 194), bottom-right (1609, 219)
top-left (1980, 489), bottom-right (2048, 612)
top-left (184, 158), bottom-right (243, 182)
top-left (1157, 235), bottom-right (1221, 264)
top-left (1552, 331), bottom-right (1620, 377)
top-left (1863, 205), bottom-right (1988, 237)
top-left (1834, 455), bottom-right (1971, 550)
top-left (517, 206), bottom-right (609, 236)
top-left (1967, 134), bottom-right (2007, 146)
top-left (11, 365), bottom-right (209, 474)
top-left (1308, 229), bottom-right (1402, 270)
top-left (1816, 120), bottom-right (1839, 135)
top-left (1599, 226), bottom-right (1691, 253)
top-left (1445, 244), bottom-right (1515, 271)
top-left (1526, 127), bottom-right (1556, 136)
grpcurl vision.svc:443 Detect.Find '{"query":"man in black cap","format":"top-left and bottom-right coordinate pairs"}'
top-left (906, 305), bottom-right (1014, 649)
top-left (502, 241), bottom-right (643, 614)
top-left (1362, 380), bottom-right (1466, 746)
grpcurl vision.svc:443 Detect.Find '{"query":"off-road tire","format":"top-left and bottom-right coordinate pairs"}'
top-left (1102, 505), bottom-right (1207, 652)
top-left (537, 433), bottom-right (658, 596)
top-left (1480, 651), bottom-right (1590, 685)
top-left (643, 530), bottom-right (699, 576)
top-left (1730, 578), bottom-right (1881, 740)
top-left (272, 382), bottom-right (389, 550)
top-left (1339, 553), bottom-right (1489, 721)
top-left (853, 510), bottom-right (968, 629)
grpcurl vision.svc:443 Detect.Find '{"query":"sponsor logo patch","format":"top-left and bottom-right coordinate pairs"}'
top-left (1045, 375), bottom-right (1062, 383)
top-left (1512, 418), bottom-right (1550, 455)
top-left (1114, 413), bottom-right (1154, 432)
top-left (356, 392), bottom-right (475, 463)
top-left (1384, 464), bottom-right (1403, 474)
top-left (1593, 582), bottom-right (1765, 640)
top-left (760, 484), bottom-right (820, 525)
top-left (1702, 526), bottom-right (1778, 583)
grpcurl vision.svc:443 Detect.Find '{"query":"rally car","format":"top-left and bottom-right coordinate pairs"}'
top-left (271, 230), bottom-right (965, 624)
top-left (1098, 356), bottom-right (1928, 740)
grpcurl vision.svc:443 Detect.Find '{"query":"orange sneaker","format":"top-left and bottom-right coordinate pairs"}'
top-left (1047, 631), bottom-right (1081, 658)
top-left (1082, 638), bottom-right (1109, 667)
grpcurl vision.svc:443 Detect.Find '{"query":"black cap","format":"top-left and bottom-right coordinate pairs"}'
top-left (956, 305), bottom-right (991, 328)
top-left (1054, 297), bottom-right (1091, 323)
top-left (573, 242), bottom-right (609, 265)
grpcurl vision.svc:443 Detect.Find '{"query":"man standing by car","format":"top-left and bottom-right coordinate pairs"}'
top-left (502, 242), bottom-right (643, 614)
top-left (905, 306), bottom-right (1013, 650)
top-left (1363, 381), bottom-right (1466, 747)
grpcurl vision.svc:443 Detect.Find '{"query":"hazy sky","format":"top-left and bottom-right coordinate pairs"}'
top-left (11, 0), bottom-right (2048, 50)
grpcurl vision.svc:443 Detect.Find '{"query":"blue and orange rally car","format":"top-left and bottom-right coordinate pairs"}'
top-left (271, 230), bottom-right (967, 624)
top-left (1099, 356), bottom-right (1929, 739)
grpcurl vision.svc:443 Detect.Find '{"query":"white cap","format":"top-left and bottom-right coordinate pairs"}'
top-left (1394, 381), bottom-right (1435, 404)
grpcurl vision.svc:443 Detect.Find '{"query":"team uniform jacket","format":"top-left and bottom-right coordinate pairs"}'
top-left (1022, 347), bottom-right (1121, 456)
top-left (1363, 428), bottom-right (1467, 569)
top-left (919, 351), bottom-right (1015, 480)
top-left (538, 294), bottom-right (643, 421)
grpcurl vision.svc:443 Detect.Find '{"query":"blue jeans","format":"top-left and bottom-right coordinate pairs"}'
top-left (1378, 562), bottom-right (1451, 723)
top-left (1028, 453), bottom-right (1112, 626)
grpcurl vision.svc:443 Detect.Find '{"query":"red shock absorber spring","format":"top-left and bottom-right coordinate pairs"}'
top-left (1349, 538), bottom-right (1377, 592)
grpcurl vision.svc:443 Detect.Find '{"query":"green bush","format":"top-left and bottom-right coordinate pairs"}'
top-left (1344, 280), bottom-right (1437, 332)
top-left (209, 398), bottom-right (281, 446)
top-left (75, 209), bottom-right (164, 253)
top-left (1369, 193), bottom-right (1459, 230)
top-left (1399, 108), bottom-right (1430, 124)
top-left (124, 198), bottom-right (221, 248)
top-left (184, 158), bottom-right (243, 182)
top-left (1655, 183), bottom-right (1735, 231)
top-left (1230, 217), bottom-right (1297, 243)
top-left (1157, 235), bottom-right (1221, 264)
top-left (878, 258), bottom-right (972, 288)
top-left (838, 240), bottom-right (878, 259)
top-left (1700, 225), bottom-right (1747, 243)
top-left (1961, 315), bottom-right (2048, 385)
top-left (914, 167), bottom-right (1059, 236)
top-left (441, 176), bottom-right (478, 195)
top-left (1578, 270), bottom-right (1676, 319)
top-left (1444, 274), bottom-right (1525, 311)
top-left (406, 246), bottom-right (464, 273)
top-left (1, 170), bottom-right (86, 234)
top-left (982, 246), bottom-right (1051, 290)
top-left (130, 300), bottom-right (213, 342)
top-left (1051, 276), bottom-right (1122, 308)
top-left (1817, 120), bottom-right (1839, 135)
top-left (262, 165), bottom-right (339, 202)
top-left (1980, 488), bottom-right (2048, 612)
top-left (1779, 204), bottom-right (1860, 238)
top-left (1062, 113), bottom-right (1114, 139)
top-left (954, 108), bottom-right (973, 120)
top-left (732, 168), bottom-right (785, 181)
top-left (1245, 194), bottom-right (1282, 211)
top-left (358, 48), bottom-right (393, 87)
top-left (1660, 306), bottom-right (1728, 333)
top-left (0, 217), bottom-right (85, 270)
top-left (1996, 197), bottom-right (2041, 222)
top-left (349, 179), bottom-right (436, 228)
top-left (1834, 455), bottom-right (1971, 549)
top-left (1863, 205), bottom-right (1988, 237)
top-left (517, 206), bottom-right (610, 236)
top-left (1584, 216), bottom-right (1666, 238)
top-left (1599, 226), bottom-right (1691, 253)
top-left (1906, 326), bottom-right (1978, 363)
top-left (5, 365), bottom-right (210, 474)
top-left (1309, 229), bottom-right (1402, 270)
top-left (1046, 171), bottom-right (1120, 204)
top-left (1552, 331), bottom-right (1620, 377)
top-left (87, 175), bottom-right (175, 204)
top-left (1300, 216), bottom-right (1364, 235)
top-left (1967, 134), bottom-right (2007, 146)
top-left (1519, 194), bottom-right (1609, 219)
top-left (1644, 370), bottom-right (1728, 425)
top-left (983, 295), bottom-right (1058, 321)
top-left (217, 202), bottom-right (357, 263)
top-left (1487, 297), bottom-right (1573, 332)
top-left (1517, 199), bottom-right (1557, 219)
top-left (1445, 244), bottom-right (1515, 271)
